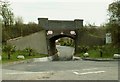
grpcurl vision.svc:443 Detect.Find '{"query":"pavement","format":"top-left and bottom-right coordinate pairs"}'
top-left (56, 45), bottom-right (74, 60)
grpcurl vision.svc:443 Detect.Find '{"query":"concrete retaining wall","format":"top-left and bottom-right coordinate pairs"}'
top-left (79, 32), bottom-right (105, 46)
top-left (7, 30), bottom-right (48, 54)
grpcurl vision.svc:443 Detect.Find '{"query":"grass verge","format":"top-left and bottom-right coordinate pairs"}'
top-left (75, 47), bottom-right (119, 58)
top-left (2, 50), bottom-right (48, 64)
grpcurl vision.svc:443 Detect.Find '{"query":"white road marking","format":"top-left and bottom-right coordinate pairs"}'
top-left (82, 68), bottom-right (98, 71)
top-left (79, 71), bottom-right (105, 75)
top-left (73, 72), bottom-right (79, 75)
top-left (73, 71), bottom-right (105, 75)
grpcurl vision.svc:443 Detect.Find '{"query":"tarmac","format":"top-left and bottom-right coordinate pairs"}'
top-left (2, 56), bottom-right (120, 67)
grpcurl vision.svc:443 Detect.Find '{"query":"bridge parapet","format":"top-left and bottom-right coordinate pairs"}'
top-left (38, 18), bottom-right (83, 30)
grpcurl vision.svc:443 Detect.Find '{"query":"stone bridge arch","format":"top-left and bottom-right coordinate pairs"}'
top-left (48, 34), bottom-right (75, 56)
top-left (38, 18), bottom-right (83, 56)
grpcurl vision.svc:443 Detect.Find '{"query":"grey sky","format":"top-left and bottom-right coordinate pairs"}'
top-left (9, 0), bottom-right (113, 26)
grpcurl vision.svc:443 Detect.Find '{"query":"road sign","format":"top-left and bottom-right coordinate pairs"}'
top-left (106, 33), bottom-right (112, 44)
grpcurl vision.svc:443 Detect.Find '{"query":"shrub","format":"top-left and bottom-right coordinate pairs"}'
top-left (2, 45), bottom-right (16, 59)
top-left (25, 47), bottom-right (33, 56)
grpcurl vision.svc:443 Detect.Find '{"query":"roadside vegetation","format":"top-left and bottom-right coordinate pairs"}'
top-left (2, 44), bottom-right (48, 64)
top-left (2, 51), bottom-right (48, 64)
top-left (75, 45), bottom-right (120, 58)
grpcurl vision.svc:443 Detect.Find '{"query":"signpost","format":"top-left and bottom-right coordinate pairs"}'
top-left (106, 33), bottom-right (112, 44)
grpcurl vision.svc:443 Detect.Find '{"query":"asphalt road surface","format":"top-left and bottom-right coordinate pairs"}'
top-left (56, 45), bottom-right (74, 60)
top-left (2, 60), bottom-right (118, 80)
top-left (2, 46), bottom-right (119, 80)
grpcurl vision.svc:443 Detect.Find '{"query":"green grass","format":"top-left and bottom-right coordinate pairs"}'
top-left (2, 50), bottom-right (48, 64)
top-left (88, 49), bottom-right (114, 58)
top-left (76, 47), bottom-right (119, 58)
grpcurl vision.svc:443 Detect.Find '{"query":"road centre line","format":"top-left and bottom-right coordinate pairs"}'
top-left (73, 71), bottom-right (105, 75)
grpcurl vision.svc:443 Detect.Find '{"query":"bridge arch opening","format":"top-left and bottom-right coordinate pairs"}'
top-left (48, 34), bottom-right (76, 60)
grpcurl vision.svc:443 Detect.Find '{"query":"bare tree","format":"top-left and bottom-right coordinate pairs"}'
top-left (0, 0), bottom-right (14, 27)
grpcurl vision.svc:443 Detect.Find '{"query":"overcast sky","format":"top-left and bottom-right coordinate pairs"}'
top-left (8, 0), bottom-right (113, 26)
